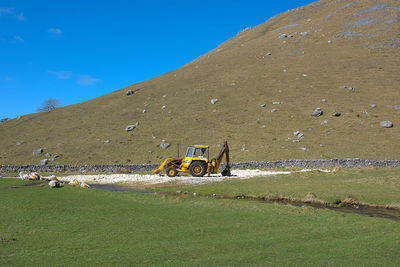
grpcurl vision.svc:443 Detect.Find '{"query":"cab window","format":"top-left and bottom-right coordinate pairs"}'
top-left (185, 147), bottom-right (194, 158)
top-left (193, 147), bottom-right (207, 158)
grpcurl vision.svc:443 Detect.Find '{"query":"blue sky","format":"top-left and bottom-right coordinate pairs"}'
top-left (0, 0), bottom-right (315, 119)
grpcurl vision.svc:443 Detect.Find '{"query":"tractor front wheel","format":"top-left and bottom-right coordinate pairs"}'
top-left (189, 161), bottom-right (206, 177)
top-left (166, 167), bottom-right (178, 177)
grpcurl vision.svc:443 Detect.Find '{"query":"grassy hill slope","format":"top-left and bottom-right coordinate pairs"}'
top-left (1, 0), bottom-right (399, 165)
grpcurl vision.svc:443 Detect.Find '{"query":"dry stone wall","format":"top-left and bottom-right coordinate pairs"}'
top-left (2, 159), bottom-right (400, 173)
top-left (231, 159), bottom-right (400, 169)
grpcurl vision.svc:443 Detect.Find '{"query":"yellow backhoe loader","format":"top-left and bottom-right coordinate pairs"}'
top-left (152, 141), bottom-right (231, 177)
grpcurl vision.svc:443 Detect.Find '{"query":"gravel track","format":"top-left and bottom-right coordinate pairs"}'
top-left (57, 169), bottom-right (332, 185)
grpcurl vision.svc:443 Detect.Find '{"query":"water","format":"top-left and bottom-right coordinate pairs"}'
top-left (92, 184), bottom-right (400, 222)
top-left (89, 183), bottom-right (153, 194)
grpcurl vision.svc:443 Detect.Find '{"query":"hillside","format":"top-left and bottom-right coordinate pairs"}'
top-left (1, 0), bottom-right (399, 165)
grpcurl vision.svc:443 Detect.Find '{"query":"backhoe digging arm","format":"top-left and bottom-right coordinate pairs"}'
top-left (210, 141), bottom-right (231, 176)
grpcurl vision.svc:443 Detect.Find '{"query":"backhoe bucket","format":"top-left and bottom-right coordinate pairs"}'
top-left (221, 166), bottom-right (231, 176)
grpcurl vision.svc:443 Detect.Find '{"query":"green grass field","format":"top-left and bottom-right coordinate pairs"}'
top-left (1, 170), bottom-right (400, 266)
top-left (158, 168), bottom-right (400, 206)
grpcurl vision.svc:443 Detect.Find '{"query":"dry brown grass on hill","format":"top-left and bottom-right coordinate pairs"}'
top-left (0, 0), bottom-right (399, 165)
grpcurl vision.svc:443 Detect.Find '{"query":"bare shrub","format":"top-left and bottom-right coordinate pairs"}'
top-left (37, 98), bottom-right (62, 112)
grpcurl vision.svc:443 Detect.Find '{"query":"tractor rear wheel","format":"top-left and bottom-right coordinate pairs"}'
top-left (189, 161), bottom-right (206, 177)
top-left (166, 167), bottom-right (178, 177)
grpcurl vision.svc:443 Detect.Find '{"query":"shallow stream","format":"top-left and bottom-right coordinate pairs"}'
top-left (91, 183), bottom-right (400, 222)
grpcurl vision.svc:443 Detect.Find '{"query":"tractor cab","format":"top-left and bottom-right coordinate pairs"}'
top-left (185, 145), bottom-right (209, 159)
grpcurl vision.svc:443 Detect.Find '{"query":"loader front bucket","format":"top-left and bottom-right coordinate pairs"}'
top-left (152, 168), bottom-right (162, 175)
top-left (152, 159), bottom-right (172, 174)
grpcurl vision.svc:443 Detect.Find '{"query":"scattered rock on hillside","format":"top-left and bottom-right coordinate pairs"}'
top-left (312, 108), bottom-right (323, 117)
top-left (340, 86), bottom-right (355, 92)
top-left (161, 105), bottom-right (166, 109)
top-left (33, 148), bottom-right (43, 155)
top-left (321, 98), bottom-right (326, 102)
top-left (266, 52), bottom-right (272, 56)
top-left (370, 104), bottom-right (376, 108)
top-left (380, 121), bottom-right (393, 128)
top-left (393, 106), bottom-right (400, 110)
top-left (160, 141), bottom-right (170, 149)
top-left (142, 109), bottom-right (146, 114)
top-left (211, 98), bottom-right (219, 104)
top-left (49, 154), bottom-right (60, 161)
top-left (125, 123), bottom-right (138, 132)
top-left (272, 101), bottom-right (281, 105)
top-left (40, 159), bottom-right (49, 166)
top-left (271, 109), bottom-right (277, 113)
top-left (126, 90), bottom-right (134, 96)
top-left (45, 153), bottom-right (51, 158)
top-left (104, 140), bottom-right (110, 144)
top-left (260, 104), bottom-right (266, 108)
top-left (16, 141), bottom-right (24, 146)
top-left (125, 125), bottom-right (135, 131)
top-left (293, 131), bottom-right (304, 139)
top-left (332, 112), bottom-right (341, 117)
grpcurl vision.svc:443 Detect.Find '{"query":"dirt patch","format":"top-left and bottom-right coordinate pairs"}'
top-left (0, 182), bottom-right (45, 190)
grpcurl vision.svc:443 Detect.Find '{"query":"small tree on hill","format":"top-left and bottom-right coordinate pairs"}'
top-left (37, 98), bottom-right (62, 112)
top-left (0, 117), bottom-right (10, 123)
